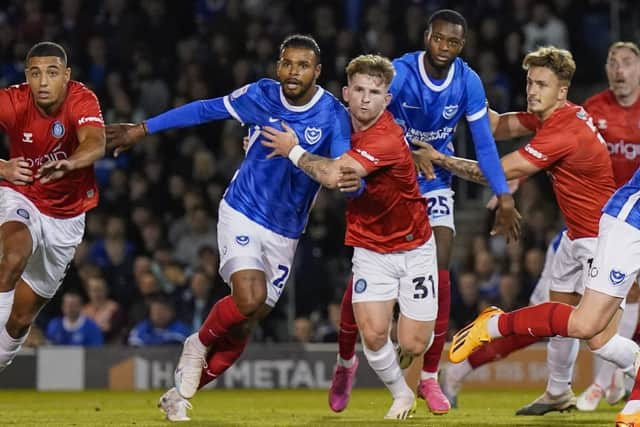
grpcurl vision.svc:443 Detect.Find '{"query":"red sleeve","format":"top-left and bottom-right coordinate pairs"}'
top-left (517, 124), bottom-right (574, 169)
top-left (0, 89), bottom-right (17, 131)
top-left (347, 133), bottom-right (404, 173)
top-left (71, 88), bottom-right (105, 129)
top-left (516, 111), bottom-right (540, 131)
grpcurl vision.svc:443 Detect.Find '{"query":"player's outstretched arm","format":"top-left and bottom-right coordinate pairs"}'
top-left (106, 122), bottom-right (147, 157)
top-left (261, 123), bottom-right (366, 191)
top-left (37, 125), bottom-right (106, 183)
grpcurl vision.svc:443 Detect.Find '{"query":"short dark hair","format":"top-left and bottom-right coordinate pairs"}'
top-left (26, 41), bottom-right (68, 65)
top-left (427, 9), bottom-right (467, 36)
top-left (279, 34), bottom-right (321, 63)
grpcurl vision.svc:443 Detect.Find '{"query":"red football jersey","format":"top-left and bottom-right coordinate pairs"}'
top-left (584, 90), bottom-right (640, 188)
top-left (345, 111), bottom-right (431, 253)
top-left (517, 103), bottom-right (615, 239)
top-left (0, 81), bottom-right (103, 218)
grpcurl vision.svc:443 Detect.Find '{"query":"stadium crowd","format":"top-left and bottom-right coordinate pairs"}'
top-left (0, 0), bottom-right (636, 346)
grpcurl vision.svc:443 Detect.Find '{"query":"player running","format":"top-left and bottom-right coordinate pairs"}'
top-left (0, 42), bottom-right (105, 371)
top-left (106, 34), bottom-right (359, 422)
top-left (432, 47), bottom-right (640, 421)
top-left (262, 54), bottom-right (438, 420)
top-left (328, 9), bottom-right (520, 415)
top-left (441, 41), bottom-right (640, 412)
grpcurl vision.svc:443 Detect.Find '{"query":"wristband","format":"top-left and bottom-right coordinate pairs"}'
top-left (288, 145), bottom-right (306, 167)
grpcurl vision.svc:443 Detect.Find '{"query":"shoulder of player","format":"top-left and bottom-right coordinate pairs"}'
top-left (1, 83), bottom-right (29, 102)
top-left (361, 113), bottom-right (404, 143)
top-left (583, 90), bottom-right (612, 111)
top-left (67, 80), bottom-right (100, 102)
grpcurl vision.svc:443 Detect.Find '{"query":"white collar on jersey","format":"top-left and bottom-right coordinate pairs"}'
top-left (279, 85), bottom-right (325, 112)
top-left (418, 51), bottom-right (456, 92)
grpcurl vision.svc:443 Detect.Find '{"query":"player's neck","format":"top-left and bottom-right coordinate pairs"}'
top-left (614, 88), bottom-right (640, 107)
top-left (536, 101), bottom-right (564, 122)
top-left (351, 109), bottom-right (385, 132)
top-left (286, 86), bottom-right (318, 107)
top-left (35, 89), bottom-right (68, 117)
top-left (423, 53), bottom-right (450, 80)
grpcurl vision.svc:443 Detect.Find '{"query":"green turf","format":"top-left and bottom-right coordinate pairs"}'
top-left (0, 389), bottom-right (622, 426)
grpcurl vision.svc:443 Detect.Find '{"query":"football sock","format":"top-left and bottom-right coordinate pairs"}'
top-left (594, 358), bottom-right (616, 390)
top-left (468, 335), bottom-right (541, 368)
top-left (338, 280), bottom-right (358, 363)
top-left (496, 302), bottom-right (573, 338)
top-left (422, 269), bottom-right (450, 375)
top-left (592, 334), bottom-right (639, 375)
top-left (363, 338), bottom-right (413, 399)
top-left (0, 325), bottom-right (27, 366)
top-left (198, 296), bottom-right (248, 347)
top-left (621, 303), bottom-right (639, 339)
top-left (446, 359), bottom-right (472, 383)
top-left (622, 373), bottom-right (640, 414)
top-left (546, 336), bottom-right (579, 395)
top-left (198, 334), bottom-right (249, 389)
top-left (0, 290), bottom-right (14, 327)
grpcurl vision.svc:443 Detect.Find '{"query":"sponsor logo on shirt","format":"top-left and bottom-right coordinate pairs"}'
top-left (524, 144), bottom-right (548, 161)
top-left (608, 140), bottom-right (640, 160)
top-left (354, 278), bottom-right (367, 294)
top-left (406, 127), bottom-right (454, 143)
top-left (442, 104), bottom-right (459, 120)
top-left (24, 143), bottom-right (68, 168)
top-left (401, 101), bottom-right (421, 110)
top-left (22, 132), bottom-right (33, 143)
top-left (304, 127), bottom-right (322, 145)
top-left (575, 107), bottom-right (588, 120)
top-left (51, 121), bottom-right (65, 138)
top-left (609, 269), bottom-right (626, 286)
top-left (354, 148), bottom-right (379, 164)
top-left (77, 116), bottom-right (104, 126)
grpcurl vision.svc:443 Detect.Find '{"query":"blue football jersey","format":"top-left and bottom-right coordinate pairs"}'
top-left (603, 167), bottom-right (640, 230)
top-left (389, 52), bottom-right (490, 194)
top-left (222, 79), bottom-right (351, 238)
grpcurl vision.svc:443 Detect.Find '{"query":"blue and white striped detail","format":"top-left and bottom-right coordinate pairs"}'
top-left (603, 169), bottom-right (640, 229)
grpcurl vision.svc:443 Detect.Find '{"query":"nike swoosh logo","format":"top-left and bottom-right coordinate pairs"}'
top-left (268, 117), bottom-right (279, 123)
top-left (402, 102), bottom-right (421, 109)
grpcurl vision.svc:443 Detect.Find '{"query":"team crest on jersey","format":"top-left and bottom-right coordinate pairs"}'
top-left (16, 208), bottom-right (30, 220)
top-left (235, 235), bottom-right (250, 246)
top-left (609, 269), bottom-right (626, 286)
top-left (51, 121), bottom-right (65, 138)
top-left (230, 84), bottom-right (250, 100)
top-left (304, 127), bottom-right (322, 145)
top-left (354, 278), bottom-right (367, 294)
top-left (442, 104), bottom-right (459, 120)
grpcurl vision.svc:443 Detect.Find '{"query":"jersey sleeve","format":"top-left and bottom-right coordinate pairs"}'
top-left (71, 89), bottom-right (105, 129)
top-left (0, 89), bottom-right (17, 131)
top-left (348, 133), bottom-right (403, 174)
top-left (464, 70), bottom-right (489, 122)
top-left (517, 125), bottom-right (574, 169)
top-left (223, 82), bottom-right (265, 126)
top-left (329, 105), bottom-right (352, 158)
top-left (516, 112), bottom-right (540, 131)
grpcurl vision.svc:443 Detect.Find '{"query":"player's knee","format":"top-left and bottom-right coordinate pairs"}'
top-left (0, 251), bottom-right (28, 288)
top-left (571, 312), bottom-right (605, 340)
top-left (6, 310), bottom-right (33, 337)
top-left (232, 284), bottom-right (267, 316)
top-left (398, 332), bottom-right (429, 356)
top-left (360, 328), bottom-right (388, 351)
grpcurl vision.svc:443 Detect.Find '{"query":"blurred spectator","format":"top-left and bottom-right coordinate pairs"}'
top-left (522, 1), bottom-right (569, 52)
top-left (82, 275), bottom-right (126, 343)
top-left (46, 292), bottom-right (104, 346)
top-left (293, 317), bottom-right (313, 344)
top-left (173, 206), bottom-right (217, 268)
top-left (128, 295), bottom-right (191, 346)
top-left (473, 251), bottom-right (501, 300)
top-left (451, 272), bottom-right (480, 333)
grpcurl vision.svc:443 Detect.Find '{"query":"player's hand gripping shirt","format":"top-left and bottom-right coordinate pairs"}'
top-left (584, 90), bottom-right (640, 188)
top-left (145, 79), bottom-right (351, 239)
top-left (345, 111), bottom-right (431, 253)
top-left (0, 81), bottom-right (103, 218)
top-left (516, 103), bottom-right (616, 239)
top-left (388, 52), bottom-right (508, 195)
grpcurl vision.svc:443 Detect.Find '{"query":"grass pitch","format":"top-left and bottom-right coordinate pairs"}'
top-left (0, 388), bottom-right (621, 426)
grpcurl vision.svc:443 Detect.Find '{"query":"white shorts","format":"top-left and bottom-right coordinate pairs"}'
top-left (423, 188), bottom-right (455, 232)
top-left (217, 200), bottom-right (298, 307)
top-left (0, 187), bottom-right (84, 299)
top-left (528, 242), bottom-right (556, 305)
top-left (351, 236), bottom-right (438, 322)
top-left (586, 214), bottom-right (640, 299)
top-left (548, 231), bottom-right (597, 295)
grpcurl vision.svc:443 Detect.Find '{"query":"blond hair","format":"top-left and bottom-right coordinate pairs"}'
top-left (608, 41), bottom-right (640, 57)
top-left (522, 46), bottom-right (576, 84)
top-left (346, 54), bottom-right (395, 86)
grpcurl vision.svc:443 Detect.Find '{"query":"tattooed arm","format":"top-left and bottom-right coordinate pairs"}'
top-left (413, 142), bottom-right (541, 184)
top-left (296, 151), bottom-right (367, 189)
